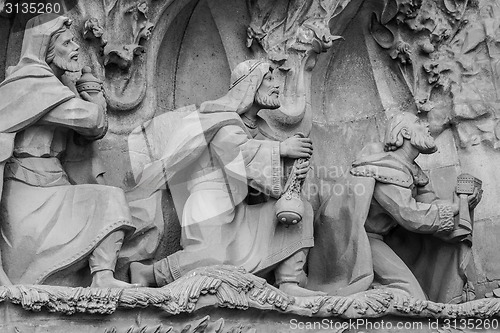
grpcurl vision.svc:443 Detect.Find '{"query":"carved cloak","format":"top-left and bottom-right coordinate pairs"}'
top-left (127, 60), bottom-right (314, 280)
top-left (0, 15), bottom-right (135, 285)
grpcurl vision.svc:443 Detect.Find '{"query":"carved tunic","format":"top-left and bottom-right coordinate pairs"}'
top-left (365, 183), bottom-right (454, 236)
top-left (6, 99), bottom-right (105, 186)
top-left (0, 97), bottom-right (134, 285)
top-left (127, 109), bottom-right (314, 285)
top-left (153, 122), bottom-right (313, 284)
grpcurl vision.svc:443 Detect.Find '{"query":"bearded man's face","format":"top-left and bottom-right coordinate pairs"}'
top-left (254, 70), bottom-right (281, 109)
top-left (410, 118), bottom-right (437, 154)
top-left (51, 29), bottom-right (81, 72)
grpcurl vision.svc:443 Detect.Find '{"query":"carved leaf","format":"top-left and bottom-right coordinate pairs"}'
top-left (370, 14), bottom-right (395, 49)
top-left (461, 27), bottom-right (486, 54)
top-left (444, 0), bottom-right (457, 13)
top-left (103, 0), bottom-right (120, 15)
top-left (381, 0), bottom-right (399, 24)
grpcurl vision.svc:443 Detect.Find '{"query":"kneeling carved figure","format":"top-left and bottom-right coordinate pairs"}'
top-left (307, 112), bottom-right (482, 303)
top-left (129, 60), bottom-right (324, 297)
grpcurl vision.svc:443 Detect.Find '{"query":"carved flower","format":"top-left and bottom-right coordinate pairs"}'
top-left (390, 40), bottom-right (412, 64)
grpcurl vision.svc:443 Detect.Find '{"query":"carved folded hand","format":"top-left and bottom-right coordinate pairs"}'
top-left (452, 187), bottom-right (483, 212)
top-left (466, 187), bottom-right (483, 210)
top-left (280, 136), bottom-right (313, 159)
top-left (80, 91), bottom-right (107, 113)
top-left (79, 91), bottom-right (108, 142)
top-left (294, 159), bottom-right (310, 179)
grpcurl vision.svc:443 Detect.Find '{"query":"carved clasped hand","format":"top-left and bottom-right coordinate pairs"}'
top-left (279, 135), bottom-right (313, 159)
top-left (275, 133), bottom-right (312, 226)
top-left (77, 66), bottom-right (106, 110)
top-left (445, 174), bottom-right (482, 243)
top-left (76, 66), bottom-right (108, 143)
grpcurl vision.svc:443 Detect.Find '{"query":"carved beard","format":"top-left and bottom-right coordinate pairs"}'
top-left (254, 91), bottom-right (281, 109)
top-left (411, 130), bottom-right (437, 154)
top-left (52, 54), bottom-right (82, 73)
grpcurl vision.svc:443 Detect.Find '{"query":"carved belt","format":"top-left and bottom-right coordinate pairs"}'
top-left (4, 156), bottom-right (69, 187)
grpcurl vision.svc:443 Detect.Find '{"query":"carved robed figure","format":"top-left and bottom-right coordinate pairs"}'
top-left (0, 14), bottom-right (143, 287)
top-left (128, 60), bottom-right (324, 297)
top-left (307, 112), bottom-right (481, 303)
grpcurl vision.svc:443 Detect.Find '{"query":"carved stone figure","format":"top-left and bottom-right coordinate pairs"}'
top-left (307, 112), bottom-right (482, 302)
top-left (0, 14), bottom-right (136, 288)
top-left (128, 59), bottom-right (324, 297)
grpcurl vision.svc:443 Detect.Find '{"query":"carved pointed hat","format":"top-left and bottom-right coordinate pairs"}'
top-left (199, 60), bottom-right (270, 115)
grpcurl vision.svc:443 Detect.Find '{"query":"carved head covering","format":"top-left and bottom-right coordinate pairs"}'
top-left (199, 60), bottom-right (271, 114)
top-left (7, 14), bottom-right (71, 76)
top-left (0, 14), bottom-right (75, 133)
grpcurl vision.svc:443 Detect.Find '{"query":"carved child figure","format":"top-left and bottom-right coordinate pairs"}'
top-left (0, 14), bottom-right (136, 287)
top-left (129, 60), bottom-right (323, 297)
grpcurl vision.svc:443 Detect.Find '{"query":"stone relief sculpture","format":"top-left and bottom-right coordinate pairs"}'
top-left (127, 59), bottom-right (324, 297)
top-left (0, 14), bottom-right (149, 288)
top-left (308, 112), bottom-right (482, 303)
top-left (2, 1), bottom-right (500, 332)
top-left (246, 0), bottom-right (347, 139)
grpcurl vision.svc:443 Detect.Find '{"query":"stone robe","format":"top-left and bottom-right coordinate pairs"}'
top-left (0, 15), bottom-right (135, 285)
top-left (128, 110), bottom-right (314, 284)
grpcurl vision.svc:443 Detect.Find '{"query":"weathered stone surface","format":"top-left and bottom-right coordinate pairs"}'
top-left (1, 0), bottom-right (500, 328)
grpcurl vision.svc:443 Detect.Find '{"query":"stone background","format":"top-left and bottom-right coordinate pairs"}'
top-left (1, 0), bottom-right (500, 297)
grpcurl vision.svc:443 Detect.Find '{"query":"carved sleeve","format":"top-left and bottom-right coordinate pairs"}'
top-left (210, 125), bottom-right (282, 198)
top-left (373, 183), bottom-right (455, 234)
top-left (37, 98), bottom-right (106, 138)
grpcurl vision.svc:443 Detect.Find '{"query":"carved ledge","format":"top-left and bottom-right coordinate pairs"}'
top-left (2, 265), bottom-right (500, 319)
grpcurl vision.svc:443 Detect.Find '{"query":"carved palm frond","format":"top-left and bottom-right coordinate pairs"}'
top-left (1, 265), bottom-right (500, 320)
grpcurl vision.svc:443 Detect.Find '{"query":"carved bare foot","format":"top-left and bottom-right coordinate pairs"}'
top-left (130, 262), bottom-right (156, 287)
top-left (91, 270), bottom-right (138, 288)
top-left (279, 282), bottom-right (327, 297)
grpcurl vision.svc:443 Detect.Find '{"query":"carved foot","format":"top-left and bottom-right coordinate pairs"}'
top-left (130, 262), bottom-right (156, 287)
top-left (91, 270), bottom-right (139, 288)
top-left (279, 282), bottom-right (327, 297)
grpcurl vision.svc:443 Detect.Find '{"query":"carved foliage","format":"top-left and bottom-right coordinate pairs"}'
top-left (246, 0), bottom-right (348, 133)
top-left (370, 0), bottom-right (500, 149)
top-left (103, 0), bottom-right (154, 69)
top-left (2, 265), bottom-right (500, 319)
top-left (246, 0), bottom-right (346, 63)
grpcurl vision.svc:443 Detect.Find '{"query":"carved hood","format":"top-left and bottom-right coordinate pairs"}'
top-left (199, 60), bottom-right (270, 115)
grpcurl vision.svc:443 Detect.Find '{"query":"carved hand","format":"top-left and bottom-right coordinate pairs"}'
top-left (79, 91), bottom-right (108, 141)
top-left (451, 194), bottom-right (460, 215)
top-left (467, 186), bottom-right (483, 210)
top-left (80, 91), bottom-right (107, 113)
top-left (294, 159), bottom-right (310, 180)
top-left (280, 136), bottom-right (313, 158)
